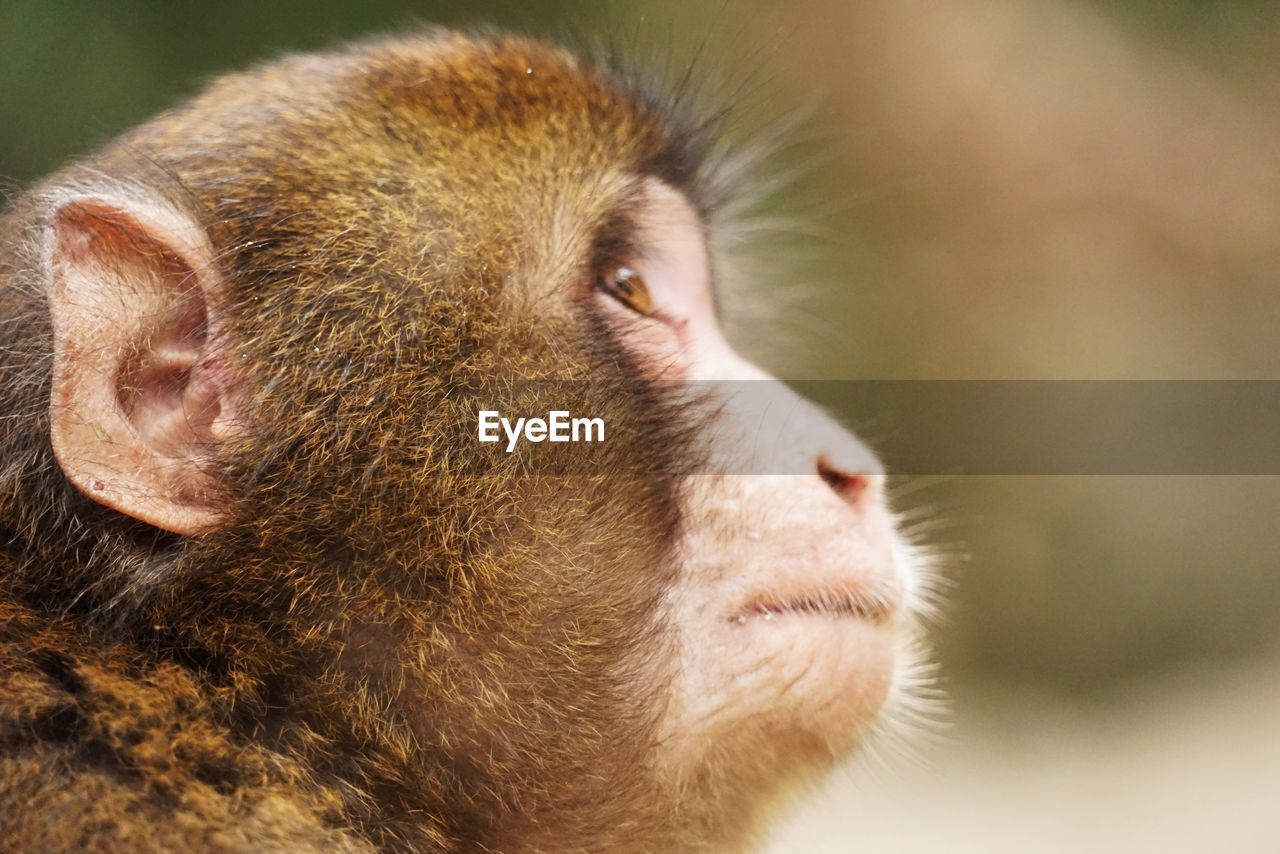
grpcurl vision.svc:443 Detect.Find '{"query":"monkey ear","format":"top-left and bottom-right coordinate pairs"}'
top-left (46, 195), bottom-right (238, 535)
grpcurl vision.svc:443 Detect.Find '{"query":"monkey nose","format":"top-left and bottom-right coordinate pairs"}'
top-left (816, 451), bottom-right (884, 507)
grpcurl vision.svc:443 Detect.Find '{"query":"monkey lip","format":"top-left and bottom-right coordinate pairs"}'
top-left (730, 583), bottom-right (899, 627)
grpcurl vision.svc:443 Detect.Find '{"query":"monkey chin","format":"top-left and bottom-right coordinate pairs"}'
top-left (723, 594), bottom-right (899, 749)
top-left (656, 528), bottom-right (925, 818)
top-left (651, 555), bottom-right (920, 850)
top-left (726, 589), bottom-right (900, 744)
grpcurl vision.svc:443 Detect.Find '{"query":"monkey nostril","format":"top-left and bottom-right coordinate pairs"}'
top-left (816, 455), bottom-right (870, 503)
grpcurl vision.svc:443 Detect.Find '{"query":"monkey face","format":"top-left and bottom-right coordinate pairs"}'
top-left (19, 31), bottom-right (934, 852)
top-left (586, 179), bottom-right (928, 811)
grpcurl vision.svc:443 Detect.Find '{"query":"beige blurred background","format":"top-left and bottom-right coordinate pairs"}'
top-left (737, 2), bottom-right (1280, 851)
top-left (3, 1), bottom-right (1278, 850)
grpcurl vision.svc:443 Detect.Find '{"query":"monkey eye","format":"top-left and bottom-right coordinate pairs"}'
top-left (597, 265), bottom-right (655, 317)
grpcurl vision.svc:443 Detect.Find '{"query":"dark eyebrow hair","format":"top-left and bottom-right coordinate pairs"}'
top-left (636, 110), bottom-right (725, 222)
top-left (588, 203), bottom-right (641, 282)
top-left (638, 137), bottom-right (709, 212)
top-left (573, 30), bottom-right (728, 218)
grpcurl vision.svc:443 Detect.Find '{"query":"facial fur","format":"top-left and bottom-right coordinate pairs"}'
top-left (0, 30), bottom-right (932, 853)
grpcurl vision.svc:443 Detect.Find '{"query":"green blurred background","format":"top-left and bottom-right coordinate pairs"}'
top-left (4, 1), bottom-right (1278, 851)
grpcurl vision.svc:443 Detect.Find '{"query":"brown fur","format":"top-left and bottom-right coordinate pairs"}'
top-left (0, 31), bottom-right (729, 852)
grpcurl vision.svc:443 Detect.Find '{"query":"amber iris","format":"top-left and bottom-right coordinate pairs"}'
top-left (598, 266), bottom-right (654, 316)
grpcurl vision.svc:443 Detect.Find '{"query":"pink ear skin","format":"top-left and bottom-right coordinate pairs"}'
top-left (46, 196), bottom-right (237, 536)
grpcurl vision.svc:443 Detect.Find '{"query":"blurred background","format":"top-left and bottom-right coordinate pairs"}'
top-left (4, 1), bottom-right (1277, 850)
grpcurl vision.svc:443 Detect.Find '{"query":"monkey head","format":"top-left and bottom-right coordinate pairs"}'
top-left (0, 30), bottom-right (933, 853)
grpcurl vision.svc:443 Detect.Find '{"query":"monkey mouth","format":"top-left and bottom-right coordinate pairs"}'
top-left (730, 583), bottom-right (898, 627)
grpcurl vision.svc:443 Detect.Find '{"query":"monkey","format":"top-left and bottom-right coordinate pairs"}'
top-left (0, 29), bottom-right (933, 853)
